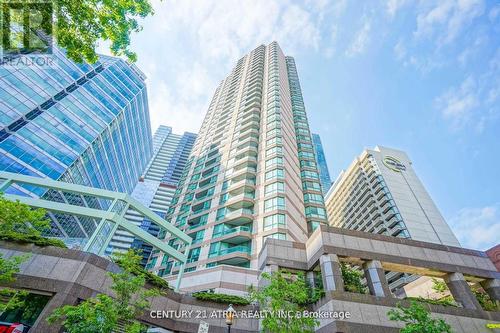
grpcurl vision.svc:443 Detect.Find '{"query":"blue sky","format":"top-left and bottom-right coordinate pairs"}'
top-left (100, 0), bottom-right (499, 250)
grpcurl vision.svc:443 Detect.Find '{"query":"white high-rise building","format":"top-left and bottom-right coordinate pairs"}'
top-left (108, 126), bottom-right (196, 264)
top-left (325, 146), bottom-right (460, 290)
top-left (147, 42), bottom-right (328, 293)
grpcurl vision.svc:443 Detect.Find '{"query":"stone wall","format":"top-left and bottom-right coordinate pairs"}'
top-left (0, 241), bottom-right (258, 333)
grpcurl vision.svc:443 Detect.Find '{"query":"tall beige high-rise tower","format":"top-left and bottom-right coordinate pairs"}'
top-left (148, 42), bottom-right (328, 293)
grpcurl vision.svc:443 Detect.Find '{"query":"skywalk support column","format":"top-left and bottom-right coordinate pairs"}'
top-left (259, 264), bottom-right (279, 288)
top-left (480, 278), bottom-right (500, 305)
top-left (320, 254), bottom-right (344, 292)
top-left (306, 271), bottom-right (316, 289)
top-left (444, 272), bottom-right (481, 310)
top-left (363, 260), bottom-right (391, 297)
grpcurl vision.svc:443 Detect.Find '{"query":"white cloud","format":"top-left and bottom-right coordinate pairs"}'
top-left (345, 20), bottom-right (371, 57)
top-left (434, 76), bottom-right (479, 130)
top-left (386, 0), bottom-right (411, 18)
top-left (414, 0), bottom-right (485, 45)
top-left (124, 0), bottom-right (338, 133)
top-left (488, 4), bottom-right (500, 21)
top-left (394, 40), bottom-right (407, 61)
top-left (449, 203), bottom-right (500, 250)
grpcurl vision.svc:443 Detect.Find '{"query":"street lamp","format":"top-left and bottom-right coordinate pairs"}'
top-left (225, 304), bottom-right (236, 332)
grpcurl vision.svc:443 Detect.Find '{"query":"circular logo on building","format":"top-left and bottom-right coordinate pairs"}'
top-left (383, 156), bottom-right (406, 172)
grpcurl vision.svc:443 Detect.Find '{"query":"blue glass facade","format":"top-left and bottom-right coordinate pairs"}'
top-left (0, 48), bottom-right (153, 238)
top-left (312, 133), bottom-right (332, 194)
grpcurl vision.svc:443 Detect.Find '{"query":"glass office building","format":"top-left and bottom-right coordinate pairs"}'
top-left (0, 48), bottom-right (153, 240)
top-left (109, 126), bottom-right (196, 265)
top-left (312, 133), bottom-right (332, 194)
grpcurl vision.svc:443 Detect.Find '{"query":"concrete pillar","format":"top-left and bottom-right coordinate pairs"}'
top-left (259, 264), bottom-right (279, 288)
top-left (31, 292), bottom-right (79, 333)
top-left (480, 278), bottom-right (500, 304)
top-left (362, 260), bottom-right (391, 297)
top-left (306, 271), bottom-right (316, 289)
top-left (444, 272), bottom-right (481, 310)
top-left (319, 254), bottom-right (344, 292)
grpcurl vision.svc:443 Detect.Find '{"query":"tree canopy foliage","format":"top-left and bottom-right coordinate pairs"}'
top-left (0, 194), bottom-right (66, 248)
top-left (47, 250), bottom-right (159, 333)
top-left (248, 270), bottom-right (319, 333)
top-left (388, 301), bottom-right (452, 333)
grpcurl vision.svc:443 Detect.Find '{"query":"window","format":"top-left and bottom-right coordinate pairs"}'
top-left (263, 214), bottom-right (286, 230)
top-left (264, 182), bottom-right (284, 195)
top-left (266, 137), bottom-right (282, 146)
top-left (301, 170), bottom-right (319, 180)
top-left (303, 181), bottom-right (321, 191)
top-left (187, 247), bottom-right (201, 262)
top-left (263, 233), bottom-right (287, 241)
top-left (298, 151), bottom-right (315, 159)
top-left (180, 204), bottom-right (190, 213)
top-left (176, 215), bottom-right (188, 226)
top-left (265, 156), bottom-right (283, 168)
top-left (219, 192), bottom-right (229, 204)
top-left (300, 160), bottom-right (316, 168)
top-left (190, 230), bottom-right (205, 244)
top-left (304, 193), bottom-right (324, 204)
top-left (216, 208), bottom-right (227, 221)
top-left (265, 168), bottom-right (284, 180)
top-left (266, 146), bottom-right (283, 156)
top-left (264, 197), bottom-right (285, 212)
top-left (305, 206), bottom-right (327, 219)
top-left (267, 128), bottom-right (281, 138)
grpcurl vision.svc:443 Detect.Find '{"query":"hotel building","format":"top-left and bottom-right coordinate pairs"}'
top-left (325, 145), bottom-right (460, 290)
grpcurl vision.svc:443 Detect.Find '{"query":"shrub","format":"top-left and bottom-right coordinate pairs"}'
top-left (0, 232), bottom-right (66, 248)
top-left (113, 257), bottom-right (170, 291)
top-left (192, 291), bottom-right (250, 305)
top-left (405, 296), bottom-right (457, 307)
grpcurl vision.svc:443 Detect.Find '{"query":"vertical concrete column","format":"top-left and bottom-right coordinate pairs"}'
top-left (362, 260), bottom-right (391, 297)
top-left (31, 292), bottom-right (79, 333)
top-left (480, 278), bottom-right (500, 304)
top-left (444, 272), bottom-right (481, 310)
top-left (259, 264), bottom-right (279, 288)
top-left (320, 254), bottom-right (344, 292)
top-left (306, 271), bottom-right (316, 289)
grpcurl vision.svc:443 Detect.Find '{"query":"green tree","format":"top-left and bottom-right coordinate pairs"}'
top-left (12, 0), bottom-right (154, 63)
top-left (0, 252), bottom-right (30, 312)
top-left (387, 300), bottom-right (452, 333)
top-left (56, 0), bottom-right (154, 63)
top-left (248, 270), bottom-right (319, 333)
top-left (341, 263), bottom-right (367, 294)
top-left (47, 250), bottom-right (160, 332)
top-left (0, 194), bottom-right (50, 236)
top-left (0, 194), bottom-right (65, 247)
top-left (431, 277), bottom-right (497, 311)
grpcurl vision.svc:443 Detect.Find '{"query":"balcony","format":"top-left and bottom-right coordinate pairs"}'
top-left (239, 113), bottom-right (260, 126)
top-left (235, 144), bottom-right (258, 157)
top-left (230, 155), bottom-right (258, 170)
top-left (228, 178), bottom-right (256, 195)
top-left (208, 245), bottom-right (252, 265)
top-left (212, 225), bottom-right (252, 244)
top-left (230, 167), bottom-right (257, 182)
top-left (225, 192), bottom-right (255, 209)
top-left (238, 128), bottom-right (259, 142)
top-left (221, 208), bottom-right (253, 226)
top-left (237, 136), bottom-right (259, 150)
